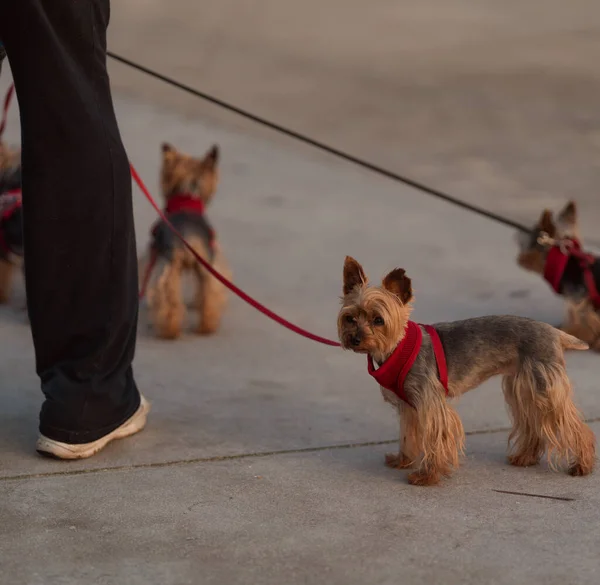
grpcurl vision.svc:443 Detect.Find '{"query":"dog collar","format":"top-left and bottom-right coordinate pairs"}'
top-left (367, 321), bottom-right (448, 407)
top-left (149, 193), bottom-right (216, 249)
top-left (165, 193), bottom-right (206, 216)
top-left (149, 194), bottom-right (216, 254)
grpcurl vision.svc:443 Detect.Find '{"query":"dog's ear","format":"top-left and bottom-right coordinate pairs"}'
top-left (558, 201), bottom-right (577, 225)
top-left (203, 145), bottom-right (219, 170)
top-left (343, 256), bottom-right (368, 296)
top-left (382, 268), bottom-right (413, 304)
top-left (161, 142), bottom-right (179, 166)
top-left (538, 209), bottom-right (556, 237)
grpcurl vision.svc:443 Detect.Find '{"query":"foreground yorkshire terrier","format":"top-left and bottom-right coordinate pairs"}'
top-left (138, 142), bottom-right (231, 339)
top-left (338, 256), bottom-right (596, 486)
top-left (517, 201), bottom-right (600, 351)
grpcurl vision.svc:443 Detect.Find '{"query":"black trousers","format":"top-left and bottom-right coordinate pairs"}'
top-left (0, 0), bottom-right (141, 443)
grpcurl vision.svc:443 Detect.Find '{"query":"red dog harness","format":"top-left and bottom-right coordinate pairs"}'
top-left (153, 193), bottom-right (215, 242)
top-left (543, 238), bottom-right (600, 309)
top-left (162, 193), bottom-right (206, 216)
top-left (367, 321), bottom-right (448, 407)
top-left (0, 188), bottom-right (22, 256)
top-left (139, 193), bottom-right (216, 299)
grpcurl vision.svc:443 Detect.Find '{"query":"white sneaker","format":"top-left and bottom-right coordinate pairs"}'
top-left (36, 395), bottom-right (151, 460)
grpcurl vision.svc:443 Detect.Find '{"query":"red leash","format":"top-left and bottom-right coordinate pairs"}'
top-left (0, 82), bottom-right (339, 347)
top-left (138, 193), bottom-right (212, 299)
top-left (130, 164), bottom-right (341, 347)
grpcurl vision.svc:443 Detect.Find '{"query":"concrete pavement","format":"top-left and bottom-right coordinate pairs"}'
top-left (3, 428), bottom-right (600, 585)
top-left (1, 81), bottom-right (599, 584)
top-left (2, 3), bottom-right (600, 582)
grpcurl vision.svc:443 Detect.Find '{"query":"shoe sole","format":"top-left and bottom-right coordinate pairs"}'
top-left (36, 395), bottom-right (151, 460)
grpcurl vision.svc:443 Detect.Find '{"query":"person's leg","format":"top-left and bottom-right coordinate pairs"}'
top-left (0, 40), bottom-right (5, 77)
top-left (0, 0), bottom-right (148, 452)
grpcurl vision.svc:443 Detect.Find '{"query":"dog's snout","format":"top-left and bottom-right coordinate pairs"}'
top-left (351, 335), bottom-right (361, 346)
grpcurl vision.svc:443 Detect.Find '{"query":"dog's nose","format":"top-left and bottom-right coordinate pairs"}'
top-left (351, 335), bottom-right (361, 346)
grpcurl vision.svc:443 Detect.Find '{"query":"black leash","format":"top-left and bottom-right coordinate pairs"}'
top-left (107, 51), bottom-right (532, 233)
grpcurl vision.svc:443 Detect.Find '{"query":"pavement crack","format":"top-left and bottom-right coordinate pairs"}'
top-left (2, 418), bottom-right (600, 482)
top-left (491, 489), bottom-right (575, 502)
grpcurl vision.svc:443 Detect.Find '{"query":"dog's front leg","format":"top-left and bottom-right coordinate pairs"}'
top-left (385, 403), bottom-right (418, 469)
top-left (406, 395), bottom-right (465, 487)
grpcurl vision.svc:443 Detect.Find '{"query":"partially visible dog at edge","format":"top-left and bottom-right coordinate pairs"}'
top-left (0, 140), bottom-right (24, 306)
top-left (337, 256), bottom-right (595, 486)
top-left (516, 200), bottom-right (600, 351)
top-left (0, 46), bottom-right (25, 307)
top-left (138, 142), bottom-right (231, 339)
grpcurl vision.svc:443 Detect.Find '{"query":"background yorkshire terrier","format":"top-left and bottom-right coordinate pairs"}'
top-left (0, 141), bottom-right (24, 305)
top-left (517, 201), bottom-right (600, 351)
top-left (138, 142), bottom-right (231, 339)
top-left (338, 256), bottom-right (595, 486)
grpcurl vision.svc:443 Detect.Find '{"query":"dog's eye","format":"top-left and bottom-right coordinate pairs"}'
top-left (345, 315), bottom-right (355, 324)
top-left (373, 316), bottom-right (384, 326)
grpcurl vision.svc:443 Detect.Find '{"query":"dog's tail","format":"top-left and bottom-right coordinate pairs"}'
top-left (558, 330), bottom-right (589, 351)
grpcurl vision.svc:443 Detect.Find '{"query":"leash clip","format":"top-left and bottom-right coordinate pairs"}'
top-left (537, 232), bottom-right (574, 255)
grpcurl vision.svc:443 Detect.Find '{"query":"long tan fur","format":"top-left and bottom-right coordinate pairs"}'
top-left (140, 143), bottom-right (229, 339)
top-left (503, 361), bottom-right (595, 476)
top-left (0, 258), bottom-right (14, 304)
top-left (339, 256), bottom-right (596, 486)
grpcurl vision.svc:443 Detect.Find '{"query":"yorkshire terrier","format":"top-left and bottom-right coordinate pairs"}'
top-left (0, 141), bottom-right (23, 305)
top-left (338, 256), bottom-right (595, 486)
top-left (138, 142), bottom-right (231, 339)
top-left (516, 201), bottom-right (600, 351)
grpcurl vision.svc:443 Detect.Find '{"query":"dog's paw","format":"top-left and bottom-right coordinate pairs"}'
top-left (196, 325), bottom-right (218, 336)
top-left (568, 462), bottom-right (594, 477)
top-left (385, 452), bottom-right (414, 469)
top-left (507, 453), bottom-right (540, 468)
top-left (407, 470), bottom-right (441, 486)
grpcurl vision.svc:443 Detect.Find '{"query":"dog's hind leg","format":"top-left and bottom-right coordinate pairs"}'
top-left (558, 300), bottom-right (600, 351)
top-left (503, 373), bottom-right (545, 468)
top-left (193, 251), bottom-right (230, 335)
top-left (148, 251), bottom-right (185, 339)
top-left (137, 246), bottom-right (154, 298)
top-left (572, 303), bottom-right (600, 353)
top-left (507, 359), bottom-right (596, 476)
top-left (0, 258), bottom-right (14, 303)
top-left (542, 362), bottom-right (596, 476)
